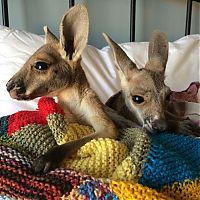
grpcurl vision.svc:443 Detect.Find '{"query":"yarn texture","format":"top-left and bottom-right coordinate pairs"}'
top-left (0, 97), bottom-right (200, 200)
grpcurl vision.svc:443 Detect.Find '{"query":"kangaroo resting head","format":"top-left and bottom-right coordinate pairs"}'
top-left (103, 30), bottom-right (171, 132)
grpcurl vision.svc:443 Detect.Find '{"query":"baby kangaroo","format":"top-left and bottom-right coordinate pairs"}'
top-left (103, 31), bottom-right (200, 136)
top-left (6, 5), bottom-right (119, 173)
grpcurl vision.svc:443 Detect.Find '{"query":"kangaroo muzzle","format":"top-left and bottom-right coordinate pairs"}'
top-left (151, 119), bottom-right (167, 132)
top-left (144, 117), bottom-right (167, 133)
top-left (6, 79), bottom-right (26, 100)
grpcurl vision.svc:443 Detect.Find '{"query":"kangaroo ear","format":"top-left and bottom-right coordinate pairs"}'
top-left (44, 26), bottom-right (59, 44)
top-left (145, 30), bottom-right (168, 73)
top-left (59, 4), bottom-right (89, 62)
top-left (103, 33), bottom-right (137, 75)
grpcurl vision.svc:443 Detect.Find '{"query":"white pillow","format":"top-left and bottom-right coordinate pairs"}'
top-left (82, 35), bottom-right (200, 103)
top-left (0, 26), bottom-right (43, 116)
top-left (0, 25), bottom-right (199, 118)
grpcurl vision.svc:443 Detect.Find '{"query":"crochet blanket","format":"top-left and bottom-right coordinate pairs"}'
top-left (0, 97), bottom-right (200, 200)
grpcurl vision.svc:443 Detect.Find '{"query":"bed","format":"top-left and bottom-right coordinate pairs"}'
top-left (0, 1), bottom-right (200, 199)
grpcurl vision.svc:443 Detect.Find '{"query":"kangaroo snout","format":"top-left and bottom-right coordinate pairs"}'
top-left (6, 79), bottom-right (26, 100)
top-left (151, 119), bottom-right (167, 132)
top-left (144, 117), bottom-right (167, 133)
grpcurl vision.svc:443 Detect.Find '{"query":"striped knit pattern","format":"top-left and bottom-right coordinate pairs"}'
top-left (11, 124), bottom-right (57, 159)
top-left (0, 196), bottom-right (14, 200)
top-left (0, 144), bottom-right (72, 199)
top-left (62, 138), bottom-right (129, 179)
top-left (161, 178), bottom-right (200, 200)
top-left (119, 128), bottom-right (150, 181)
top-left (67, 180), bottom-right (118, 200)
top-left (61, 128), bottom-right (150, 181)
top-left (0, 97), bottom-right (200, 199)
top-left (109, 181), bottom-right (169, 200)
top-left (0, 97), bottom-right (64, 137)
top-left (1, 143), bottom-right (200, 200)
top-left (109, 179), bottom-right (200, 200)
top-left (0, 115), bottom-right (9, 136)
top-left (7, 110), bottom-right (46, 136)
top-left (139, 133), bottom-right (200, 189)
top-left (0, 144), bottom-right (116, 200)
top-left (0, 97), bottom-right (150, 182)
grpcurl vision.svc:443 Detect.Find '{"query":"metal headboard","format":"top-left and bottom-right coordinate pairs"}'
top-left (68, 0), bottom-right (136, 42)
top-left (185, 0), bottom-right (200, 35)
top-left (1, 0), bottom-right (9, 27)
top-left (0, 0), bottom-right (136, 41)
top-left (1, 0), bottom-right (198, 42)
top-left (67, 0), bottom-right (137, 42)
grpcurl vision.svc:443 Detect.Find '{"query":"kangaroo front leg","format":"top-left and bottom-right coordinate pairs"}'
top-left (165, 108), bottom-right (200, 136)
top-left (33, 127), bottom-right (117, 173)
top-left (166, 119), bottom-right (200, 136)
top-left (33, 95), bottom-right (118, 173)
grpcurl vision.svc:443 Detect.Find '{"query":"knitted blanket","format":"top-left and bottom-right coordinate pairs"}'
top-left (0, 97), bottom-right (200, 200)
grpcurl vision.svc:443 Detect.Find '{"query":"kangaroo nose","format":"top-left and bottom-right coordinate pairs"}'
top-left (6, 79), bottom-right (26, 99)
top-left (6, 80), bottom-right (26, 93)
top-left (152, 119), bottom-right (167, 132)
top-left (6, 79), bottom-right (15, 92)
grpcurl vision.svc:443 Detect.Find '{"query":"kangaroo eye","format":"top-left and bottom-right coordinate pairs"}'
top-left (132, 95), bottom-right (144, 104)
top-left (34, 62), bottom-right (49, 70)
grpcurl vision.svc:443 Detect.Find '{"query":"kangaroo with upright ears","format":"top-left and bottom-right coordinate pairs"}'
top-left (103, 31), bottom-right (200, 135)
top-left (6, 5), bottom-right (125, 173)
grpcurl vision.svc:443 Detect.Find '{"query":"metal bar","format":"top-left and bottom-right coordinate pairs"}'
top-left (185, 0), bottom-right (193, 35)
top-left (1, 0), bottom-right (9, 26)
top-left (69, 0), bottom-right (75, 8)
top-left (130, 0), bottom-right (136, 42)
top-left (185, 0), bottom-right (200, 35)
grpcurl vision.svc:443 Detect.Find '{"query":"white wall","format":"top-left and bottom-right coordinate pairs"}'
top-left (0, 0), bottom-right (199, 48)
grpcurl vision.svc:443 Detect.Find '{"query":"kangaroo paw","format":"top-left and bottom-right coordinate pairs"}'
top-left (32, 145), bottom-right (66, 173)
top-left (177, 119), bottom-right (200, 137)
